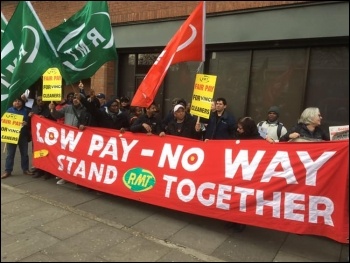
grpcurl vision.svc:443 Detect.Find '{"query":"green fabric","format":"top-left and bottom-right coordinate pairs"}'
top-left (1, 1), bottom-right (59, 118)
top-left (47, 1), bottom-right (117, 85)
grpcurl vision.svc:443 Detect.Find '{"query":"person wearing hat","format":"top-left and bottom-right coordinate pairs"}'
top-left (80, 96), bottom-right (130, 132)
top-left (2, 97), bottom-right (34, 179)
top-left (96, 93), bottom-right (107, 110)
top-left (166, 104), bottom-right (202, 140)
top-left (257, 105), bottom-right (287, 143)
top-left (162, 98), bottom-right (188, 133)
top-left (120, 96), bottom-right (130, 114)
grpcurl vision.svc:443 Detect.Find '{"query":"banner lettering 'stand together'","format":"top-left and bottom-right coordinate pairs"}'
top-left (32, 115), bottom-right (349, 244)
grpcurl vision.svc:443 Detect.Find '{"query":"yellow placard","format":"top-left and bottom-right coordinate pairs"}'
top-left (190, 74), bottom-right (217, 119)
top-left (1, 113), bottom-right (24, 144)
top-left (42, 67), bottom-right (62, 101)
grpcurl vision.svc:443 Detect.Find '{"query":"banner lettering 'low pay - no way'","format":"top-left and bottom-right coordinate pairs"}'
top-left (31, 115), bottom-right (349, 244)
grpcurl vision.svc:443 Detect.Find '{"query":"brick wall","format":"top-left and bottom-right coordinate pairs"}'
top-left (2, 1), bottom-right (309, 29)
top-left (1, 1), bottom-right (308, 96)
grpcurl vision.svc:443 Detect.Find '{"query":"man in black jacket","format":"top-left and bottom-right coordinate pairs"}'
top-left (166, 104), bottom-right (202, 140)
top-left (130, 102), bottom-right (165, 136)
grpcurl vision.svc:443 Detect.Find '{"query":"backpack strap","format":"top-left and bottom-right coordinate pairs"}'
top-left (277, 122), bottom-right (284, 138)
top-left (259, 121), bottom-right (284, 138)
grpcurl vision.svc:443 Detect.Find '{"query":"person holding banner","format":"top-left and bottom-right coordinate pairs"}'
top-left (2, 97), bottom-right (34, 179)
top-left (236, 117), bottom-right (265, 140)
top-left (166, 104), bottom-right (202, 140)
top-left (80, 96), bottom-right (130, 132)
top-left (204, 98), bottom-right (236, 141)
top-left (279, 107), bottom-right (330, 142)
top-left (226, 116), bottom-right (265, 232)
top-left (49, 93), bottom-right (92, 185)
top-left (257, 106), bottom-right (288, 143)
top-left (130, 102), bottom-right (165, 136)
top-left (162, 98), bottom-right (187, 132)
top-left (28, 96), bottom-right (56, 180)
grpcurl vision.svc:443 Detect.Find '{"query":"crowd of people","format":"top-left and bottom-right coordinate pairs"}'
top-left (2, 82), bottom-right (332, 182)
top-left (1, 84), bottom-right (333, 233)
top-left (0, 83), bottom-right (336, 235)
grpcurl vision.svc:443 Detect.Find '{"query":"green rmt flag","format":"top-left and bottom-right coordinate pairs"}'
top-left (1, 11), bottom-right (8, 39)
top-left (48, 1), bottom-right (118, 85)
top-left (1, 1), bottom-right (59, 118)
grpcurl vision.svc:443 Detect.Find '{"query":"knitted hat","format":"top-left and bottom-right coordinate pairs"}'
top-left (106, 99), bottom-right (118, 108)
top-left (268, 106), bottom-right (280, 116)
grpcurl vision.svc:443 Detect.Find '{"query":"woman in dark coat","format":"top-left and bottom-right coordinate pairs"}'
top-left (279, 107), bottom-right (330, 142)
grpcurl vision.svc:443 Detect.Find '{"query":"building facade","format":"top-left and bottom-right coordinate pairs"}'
top-left (2, 1), bottom-right (349, 134)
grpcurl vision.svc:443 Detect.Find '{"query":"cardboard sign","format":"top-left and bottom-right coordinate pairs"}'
top-left (190, 74), bottom-right (217, 119)
top-left (1, 113), bottom-right (24, 143)
top-left (42, 67), bottom-right (62, 101)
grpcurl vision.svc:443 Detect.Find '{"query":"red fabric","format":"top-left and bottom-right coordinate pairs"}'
top-left (131, 1), bottom-right (205, 108)
top-left (32, 115), bottom-right (349, 244)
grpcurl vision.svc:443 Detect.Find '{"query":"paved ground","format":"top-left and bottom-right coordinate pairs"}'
top-left (1, 142), bottom-right (349, 262)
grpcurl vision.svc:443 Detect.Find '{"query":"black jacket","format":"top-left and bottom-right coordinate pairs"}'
top-left (167, 115), bottom-right (202, 140)
top-left (130, 114), bottom-right (163, 135)
top-left (279, 123), bottom-right (330, 141)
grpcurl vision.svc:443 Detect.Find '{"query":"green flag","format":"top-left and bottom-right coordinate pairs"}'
top-left (48, 1), bottom-right (118, 85)
top-left (1, 11), bottom-right (8, 39)
top-left (1, 1), bottom-right (59, 118)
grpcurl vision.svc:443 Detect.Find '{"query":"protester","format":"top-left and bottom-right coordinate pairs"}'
top-left (120, 96), bottom-right (131, 114)
top-left (226, 116), bottom-right (265, 232)
top-left (96, 93), bottom-right (107, 110)
top-left (204, 97), bottom-right (236, 140)
top-left (257, 106), bottom-right (287, 143)
top-left (166, 104), bottom-right (202, 139)
top-left (129, 106), bottom-right (143, 126)
top-left (2, 97), bottom-right (34, 179)
top-left (49, 93), bottom-right (92, 184)
top-left (279, 107), bottom-right (330, 141)
top-left (130, 102), bottom-right (165, 136)
top-left (55, 92), bottom-right (74, 124)
top-left (81, 97), bottom-right (129, 132)
top-left (162, 98), bottom-right (187, 132)
top-left (28, 96), bottom-right (56, 180)
top-left (78, 81), bottom-right (100, 126)
top-left (236, 116), bottom-right (264, 140)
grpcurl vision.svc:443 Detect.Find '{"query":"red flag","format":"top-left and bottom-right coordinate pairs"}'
top-left (131, 1), bottom-right (205, 108)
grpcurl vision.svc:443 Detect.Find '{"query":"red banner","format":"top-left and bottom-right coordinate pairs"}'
top-left (31, 115), bottom-right (349, 243)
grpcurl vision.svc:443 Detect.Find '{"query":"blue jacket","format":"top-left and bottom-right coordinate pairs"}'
top-left (204, 111), bottom-right (236, 140)
top-left (6, 105), bottom-right (31, 138)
